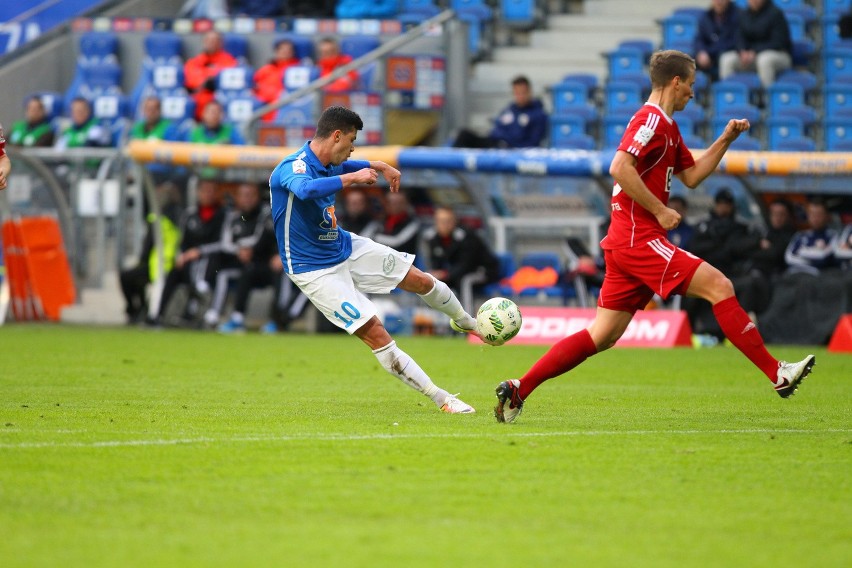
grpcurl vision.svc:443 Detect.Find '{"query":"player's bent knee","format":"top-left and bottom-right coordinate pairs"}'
top-left (399, 266), bottom-right (434, 295)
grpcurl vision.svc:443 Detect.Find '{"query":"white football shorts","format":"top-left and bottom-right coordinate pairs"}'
top-left (287, 233), bottom-right (415, 334)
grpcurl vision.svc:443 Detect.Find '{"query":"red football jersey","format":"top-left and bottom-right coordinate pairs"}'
top-left (0, 122), bottom-right (6, 157)
top-left (601, 103), bottom-right (695, 250)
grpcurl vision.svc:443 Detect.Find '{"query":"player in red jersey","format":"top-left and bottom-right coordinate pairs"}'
top-left (0, 122), bottom-right (10, 191)
top-left (494, 50), bottom-right (815, 423)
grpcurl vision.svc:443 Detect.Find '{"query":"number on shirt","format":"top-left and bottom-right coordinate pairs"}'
top-left (333, 302), bottom-right (361, 328)
top-left (665, 166), bottom-right (674, 193)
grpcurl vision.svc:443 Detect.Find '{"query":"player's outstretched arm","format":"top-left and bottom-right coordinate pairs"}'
top-left (369, 160), bottom-right (401, 192)
top-left (0, 154), bottom-right (10, 191)
top-left (610, 150), bottom-right (681, 230)
top-left (678, 118), bottom-right (749, 188)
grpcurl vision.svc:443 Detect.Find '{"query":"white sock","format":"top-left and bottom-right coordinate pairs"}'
top-left (372, 341), bottom-right (449, 407)
top-left (418, 275), bottom-right (476, 329)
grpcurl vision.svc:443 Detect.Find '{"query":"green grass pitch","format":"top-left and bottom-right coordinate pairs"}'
top-left (0, 324), bottom-right (849, 567)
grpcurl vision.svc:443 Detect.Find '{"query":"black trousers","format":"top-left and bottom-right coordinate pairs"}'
top-left (119, 264), bottom-right (150, 321)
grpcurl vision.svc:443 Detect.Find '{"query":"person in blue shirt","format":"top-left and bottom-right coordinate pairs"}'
top-left (269, 106), bottom-right (480, 414)
top-left (694, 0), bottom-right (740, 81)
top-left (785, 198), bottom-right (838, 276)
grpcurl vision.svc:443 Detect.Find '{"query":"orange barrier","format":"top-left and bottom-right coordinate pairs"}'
top-left (828, 314), bottom-right (852, 353)
top-left (0, 217), bottom-right (75, 321)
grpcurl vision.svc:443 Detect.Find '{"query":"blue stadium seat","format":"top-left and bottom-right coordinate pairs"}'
top-left (274, 34), bottom-right (314, 61)
top-left (785, 4), bottom-right (817, 24)
top-left (551, 132), bottom-right (596, 150)
top-left (767, 117), bottom-right (805, 149)
top-left (550, 113), bottom-right (592, 145)
top-left (215, 66), bottom-right (254, 96)
top-left (661, 14), bottom-right (698, 51)
top-left (711, 81), bottom-right (750, 114)
top-left (822, 15), bottom-right (852, 49)
top-left (66, 64), bottom-right (123, 109)
top-left (681, 133), bottom-right (706, 149)
top-left (223, 33), bottom-right (248, 62)
top-left (143, 32), bottom-right (183, 66)
top-left (500, 0), bottom-right (537, 28)
top-left (825, 84), bottom-right (852, 117)
top-left (672, 7), bottom-right (704, 18)
top-left (602, 112), bottom-right (634, 147)
top-left (482, 252), bottom-right (517, 298)
top-left (792, 39), bottom-right (816, 67)
top-left (457, 7), bottom-right (493, 59)
top-left (767, 83), bottom-right (805, 114)
top-left (606, 47), bottom-right (645, 79)
top-left (616, 72), bottom-right (652, 98)
top-left (78, 32), bottom-right (118, 66)
top-left (222, 96), bottom-right (262, 126)
top-left (604, 81), bottom-right (642, 112)
top-left (724, 72), bottom-right (762, 105)
top-left (825, 0), bottom-right (852, 15)
top-left (825, 117), bottom-right (852, 150)
top-left (693, 70), bottom-right (710, 97)
top-left (31, 91), bottom-right (63, 120)
top-left (560, 73), bottom-right (598, 97)
top-left (160, 94), bottom-right (195, 124)
top-left (677, 115), bottom-right (697, 136)
top-left (283, 65), bottom-right (321, 91)
top-left (775, 70), bottom-right (818, 95)
top-left (679, 104), bottom-right (706, 123)
top-left (786, 13), bottom-right (807, 42)
top-left (340, 36), bottom-right (381, 59)
top-left (778, 105), bottom-right (817, 129)
top-left (728, 133), bottom-right (761, 151)
top-left (92, 92), bottom-right (129, 145)
top-left (824, 48), bottom-right (852, 82)
top-left (712, 105), bottom-right (761, 137)
top-left (273, 95), bottom-right (316, 126)
top-left (618, 39), bottom-right (655, 62)
top-left (772, 135), bottom-right (816, 152)
top-left (551, 81), bottom-right (591, 114)
top-left (774, 0), bottom-right (805, 8)
top-left (403, 0), bottom-right (439, 11)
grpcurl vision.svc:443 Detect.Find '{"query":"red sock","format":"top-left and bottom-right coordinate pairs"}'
top-left (712, 296), bottom-right (778, 380)
top-left (518, 329), bottom-right (597, 399)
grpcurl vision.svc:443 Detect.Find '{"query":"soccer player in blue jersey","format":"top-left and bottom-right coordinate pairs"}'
top-left (269, 106), bottom-right (480, 414)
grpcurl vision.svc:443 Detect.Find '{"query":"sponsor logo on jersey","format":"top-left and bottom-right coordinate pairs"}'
top-left (383, 254), bottom-right (396, 275)
top-left (627, 113), bottom-right (660, 156)
top-left (292, 159), bottom-right (307, 174)
top-left (320, 205), bottom-right (337, 230)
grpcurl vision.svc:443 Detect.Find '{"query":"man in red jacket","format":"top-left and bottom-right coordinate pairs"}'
top-left (184, 31), bottom-right (237, 120)
top-left (317, 37), bottom-right (359, 92)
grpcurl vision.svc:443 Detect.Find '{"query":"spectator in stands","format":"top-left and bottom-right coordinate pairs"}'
top-left (694, 0), bottom-right (740, 81)
top-left (184, 31), bottom-right (238, 121)
top-left (149, 178), bottom-right (228, 327)
top-left (54, 97), bottom-right (110, 149)
top-left (316, 37), bottom-right (359, 92)
top-left (254, 38), bottom-right (301, 106)
top-left (335, 0), bottom-right (399, 19)
top-left (453, 76), bottom-right (548, 149)
top-left (750, 198), bottom-right (796, 278)
top-left (203, 182), bottom-right (270, 328)
top-left (718, 0), bottom-right (791, 88)
top-left (425, 206), bottom-right (500, 293)
top-left (835, 222), bottom-right (852, 270)
top-left (684, 189), bottom-right (761, 338)
top-left (374, 191), bottom-right (420, 256)
top-left (182, 100), bottom-right (245, 145)
top-left (667, 195), bottom-right (694, 250)
top-left (785, 198), bottom-right (839, 275)
top-left (0, 122), bottom-right (9, 191)
top-left (119, 182), bottom-right (182, 324)
top-left (8, 96), bottom-right (54, 147)
top-left (338, 188), bottom-right (380, 238)
top-left (129, 97), bottom-right (173, 142)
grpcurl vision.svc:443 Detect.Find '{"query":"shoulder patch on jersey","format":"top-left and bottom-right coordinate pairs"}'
top-left (292, 159), bottom-right (307, 175)
top-left (634, 124), bottom-right (655, 146)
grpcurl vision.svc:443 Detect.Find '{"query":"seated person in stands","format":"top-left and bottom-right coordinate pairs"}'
top-left (150, 178), bottom-right (228, 327)
top-left (785, 198), bottom-right (839, 275)
top-left (54, 97), bottom-right (111, 149)
top-left (8, 96), bottom-right (54, 147)
top-left (129, 96), bottom-right (173, 142)
top-left (119, 182), bottom-right (182, 324)
top-left (337, 188), bottom-right (380, 238)
top-left (750, 198), bottom-right (796, 279)
top-left (835, 222), bottom-right (852, 269)
top-left (694, 0), bottom-right (740, 81)
top-left (316, 37), bottom-right (359, 92)
top-left (184, 31), bottom-right (237, 120)
top-left (254, 38), bottom-right (301, 105)
top-left (453, 75), bottom-right (548, 149)
top-left (667, 195), bottom-right (695, 250)
top-left (181, 100), bottom-right (245, 145)
top-left (425, 206), bottom-right (500, 293)
top-left (202, 182), bottom-right (270, 328)
top-left (718, 0), bottom-right (791, 88)
top-left (373, 191), bottom-right (420, 256)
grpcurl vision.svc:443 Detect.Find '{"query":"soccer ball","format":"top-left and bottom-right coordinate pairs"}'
top-left (476, 297), bottom-right (522, 346)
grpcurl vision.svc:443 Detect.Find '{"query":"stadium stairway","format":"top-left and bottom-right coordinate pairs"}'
top-left (466, 0), bottom-right (706, 132)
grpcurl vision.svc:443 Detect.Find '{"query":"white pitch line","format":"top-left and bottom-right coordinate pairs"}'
top-left (0, 428), bottom-right (849, 450)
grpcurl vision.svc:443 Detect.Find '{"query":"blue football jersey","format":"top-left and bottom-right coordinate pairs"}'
top-left (269, 141), bottom-right (369, 274)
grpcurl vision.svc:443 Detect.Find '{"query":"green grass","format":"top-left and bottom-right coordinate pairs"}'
top-left (0, 324), bottom-right (849, 567)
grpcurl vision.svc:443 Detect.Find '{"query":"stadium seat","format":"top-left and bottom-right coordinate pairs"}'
top-left (728, 133), bottom-right (761, 151)
top-left (143, 32), bottom-right (183, 67)
top-left (618, 39), bottom-right (655, 62)
top-left (616, 72), bottom-right (652, 98)
top-left (274, 34), bottom-right (314, 61)
top-left (824, 48), bottom-right (852, 82)
top-left (66, 64), bottom-right (123, 109)
top-left (681, 133), bottom-right (706, 149)
top-left (550, 114), bottom-right (592, 145)
top-left (482, 252), bottom-right (517, 298)
top-left (602, 112), bottom-right (634, 147)
top-left (604, 81), bottom-right (642, 112)
top-left (551, 132), bottom-right (596, 150)
top-left (30, 91), bottom-right (63, 120)
top-left (500, 0), bottom-right (537, 28)
top-left (693, 70), bottom-right (710, 98)
top-left (677, 115), bottom-right (697, 136)
top-left (711, 105), bottom-right (761, 137)
top-left (777, 105), bottom-right (817, 129)
top-left (767, 83), bottom-right (805, 114)
top-left (679, 103), bottom-right (706, 123)
top-left (661, 14), bottom-right (698, 51)
top-left (605, 47), bottom-right (645, 79)
top-left (775, 70), bottom-right (818, 95)
top-left (272, 95), bottom-right (316, 126)
top-left (672, 7), bottom-right (704, 18)
top-left (724, 72), bottom-right (762, 105)
top-left (340, 36), bottom-right (381, 59)
top-left (551, 81), bottom-right (592, 114)
top-left (822, 15), bottom-right (852, 49)
top-left (91, 92), bottom-right (129, 145)
top-left (824, 117), bottom-right (852, 150)
top-left (223, 33), bottom-right (248, 62)
top-left (215, 66), bottom-right (254, 96)
top-left (283, 65), bottom-right (321, 91)
top-left (458, 5), bottom-right (494, 59)
top-left (78, 31), bottom-right (118, 66)
top-left (711, 81), bottom-right (750, 114)
top-left (160, 94), bottom-right (195, 123)
top-left (222, 96), bottom-right (261, 126)
top-left (825, 84), bottom-right (852, 117)
top-left (767, 117), bottom-right (805, 149)
top-left (560, 73), bottom-right (598, 98)
top-left (772, 136), bottom-right (816, 152)
top-left (792, 39), bottom-right (816, 67)
top-left (825, 0), bottom-right (852, 15)
top-left (786, 13), bottom-right (807, 42)
top-left (515, 252), bottom-right (567, 301)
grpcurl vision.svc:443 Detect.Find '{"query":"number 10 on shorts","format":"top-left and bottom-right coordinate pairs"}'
top-left (334, 302), bottom-right (361, 328)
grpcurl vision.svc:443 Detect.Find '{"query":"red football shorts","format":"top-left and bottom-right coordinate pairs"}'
top-left (598, 237), bottom-right (704, 314)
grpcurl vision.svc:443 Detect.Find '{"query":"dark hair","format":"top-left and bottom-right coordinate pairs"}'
top-left (649, 50), bottom-right (696, 88)
top-left (769, 198), bottom-right (793, 216)
top-left (511, 75), bottom-right (531, 88)
top-left (71, 96), bottom-right (91, 107)
top-left (26, 96), bottom-right (46, 109)
top-left (315, 106), bottom-right (363, 139)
